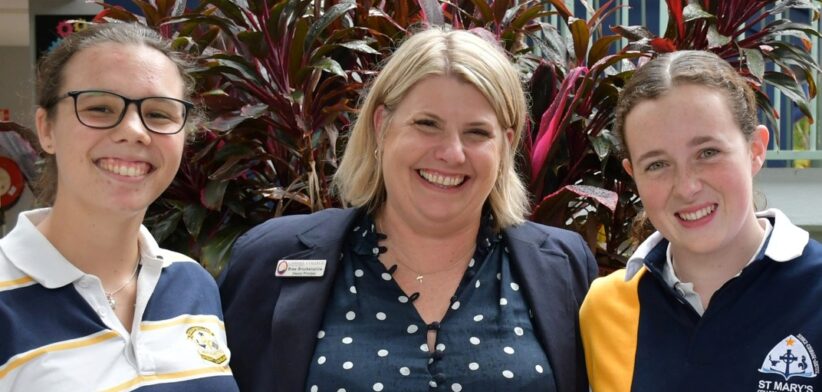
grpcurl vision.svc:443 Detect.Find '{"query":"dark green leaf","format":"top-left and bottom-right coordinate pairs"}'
top-left (610, 24), bottom-right (654, 41)
top-left (182, 204), bottom-right (207, 238)
top-left (337, 40), bottom-right (380, 54)
top-left (683, 3), bottom-right (714, 22)
top-left (200, 225), bottom-right (247, 276)
top-left (764, 71), bottom-right (814, 119)
top-left (201, 179), bottom-right (229, 210)
top-left (589, 133), bottom-right (611, 161)
top-left (204, 0), bottom-right (248, 26)
top-left (741, 48), bottom-right (765, 82)
top-left (146, 209), bottom-right (182, 244)
top-left (304, 2), bottom-right (357, 53)
top-left (312, 57), bottom-right (346, 79)
top-left (707, 25), bottom-right (731, 48)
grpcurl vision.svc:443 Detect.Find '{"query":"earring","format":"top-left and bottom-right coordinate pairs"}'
top-left (374, 148), bottom-right (379, 159)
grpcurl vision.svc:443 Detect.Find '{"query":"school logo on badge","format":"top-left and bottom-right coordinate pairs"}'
top-left (759, 335), bottom-right (819, 381)
top-left (186, 326), bottom-right (228, 365)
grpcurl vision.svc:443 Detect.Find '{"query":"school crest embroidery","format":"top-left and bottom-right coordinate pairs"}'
top-left (186, 326), bottom-right (228, 365)
top-left (759, 335), bottom-right (819, 381)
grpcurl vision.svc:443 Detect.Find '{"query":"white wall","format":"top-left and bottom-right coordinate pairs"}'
top-left (0, 46), bottom-right (35, 129)
top-left (755, 168), bottom-right (822, 241)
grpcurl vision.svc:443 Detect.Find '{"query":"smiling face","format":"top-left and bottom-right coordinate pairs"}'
top-left (376, 76), bottom-right (512, 231)
top-left (622, 84), bottom-right (769, 259)
top-left (35, 42), bottom-right (186, 217)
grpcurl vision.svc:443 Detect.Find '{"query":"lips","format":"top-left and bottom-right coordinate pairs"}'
top-left (417, 169), bottom-right (466, 187)
top-left (96, 158), bottom-right (153, 177)
top-left (676, 204), bottom-right (717, 222)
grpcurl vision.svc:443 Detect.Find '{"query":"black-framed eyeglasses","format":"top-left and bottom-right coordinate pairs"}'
top-left (54, 90), bottom-right (193, 135)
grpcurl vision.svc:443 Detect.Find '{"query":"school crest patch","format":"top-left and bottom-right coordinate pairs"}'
top-left (186, 326), bottom-right (228, 365)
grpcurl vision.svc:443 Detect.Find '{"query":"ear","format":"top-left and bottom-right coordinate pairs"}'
top-left (622, 158), bottom-right (634, 178)
top-left (373, 105), bottom-right (386, 148)
top-left (35, 107), bottom-right (56, 155)
top-left (504, 128), bottom-right (514, 145)
top-left (749, 125), bottom-right (769, 176)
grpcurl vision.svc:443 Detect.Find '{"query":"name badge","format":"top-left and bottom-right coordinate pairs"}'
top-left (275, 259), bottom-right (326, 278)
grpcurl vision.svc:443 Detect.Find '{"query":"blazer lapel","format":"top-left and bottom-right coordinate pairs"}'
top-left (506, 226), bottom-right (577, 392)
top-left (270, 209), bottom-right (360, 392)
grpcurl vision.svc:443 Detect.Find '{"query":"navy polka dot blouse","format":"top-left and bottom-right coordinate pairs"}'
top-left (304, 214), bottom-right (557, 391)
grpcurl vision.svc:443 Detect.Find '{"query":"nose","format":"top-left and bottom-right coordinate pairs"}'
top-left (110, 103), bottom-right (152, 144)
top-left (673, 166), bottom-right (702, 199)
top-left (433, 130), bottom-right (466, 164)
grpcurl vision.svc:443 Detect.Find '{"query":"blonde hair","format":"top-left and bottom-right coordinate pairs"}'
top-left (333, 27), bottom-right (529, 229)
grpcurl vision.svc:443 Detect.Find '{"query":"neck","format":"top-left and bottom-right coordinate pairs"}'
top-left (37, 200), bottom-right (144, 283)
top-left (671, 215), bottom-right (765, 307)
top-left (376, 206), bottom-right (480, 274)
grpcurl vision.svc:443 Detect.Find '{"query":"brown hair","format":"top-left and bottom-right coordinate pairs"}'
top-left (614, 50), bottom-right (758, 158)
top-left (35, 22), bottom-right (200, 205)
top-left (614, 50), bottom-right (759, 243)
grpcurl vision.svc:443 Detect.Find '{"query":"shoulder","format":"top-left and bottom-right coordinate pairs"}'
top-left (233, 208), bottom-right (358, 250)
top-left (586, 269), bottom-right (640, 302)
top-left (505, 220), bottom-right (598, 296)
top-left (581, 268), bottom-right (644, 321)
top-left (506, 220), bottom-right (591, 256)
top-left (219, 208), bottom-right (359, 294)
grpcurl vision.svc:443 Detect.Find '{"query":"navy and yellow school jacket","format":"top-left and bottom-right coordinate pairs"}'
top-left (580, 209), bottom-right (822, 392)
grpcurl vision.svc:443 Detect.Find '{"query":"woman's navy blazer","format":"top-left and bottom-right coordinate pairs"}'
top-left (218, 208), bottom-right (597, 392)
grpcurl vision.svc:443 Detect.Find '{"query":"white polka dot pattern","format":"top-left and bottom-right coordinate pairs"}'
top-left (304, 215), bottom-right (555, 391)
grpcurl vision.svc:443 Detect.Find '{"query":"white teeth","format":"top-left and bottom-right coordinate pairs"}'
top-left (679, 205), bottom-right (716, 221)
top-left (418, 170), bottom-right (465, 187)
top-left (98, 159), bottom-right (150, 177)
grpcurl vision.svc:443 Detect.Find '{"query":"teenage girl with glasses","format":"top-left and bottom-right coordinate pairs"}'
top-left (0, 23), bottom-right (239, 391)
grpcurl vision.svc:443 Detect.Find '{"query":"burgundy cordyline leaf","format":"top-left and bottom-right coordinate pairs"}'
top-left (666, 0), bottom-right (685, 39)
top-left (530, 66), bottom-right (588, 185)
top-left (650, 37), bottom-right (677, 53)
top-left (565, 184), bottom-right (618, 212)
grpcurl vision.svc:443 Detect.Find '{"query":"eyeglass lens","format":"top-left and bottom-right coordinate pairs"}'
top-left (74, 91), bottom-right (187, 134)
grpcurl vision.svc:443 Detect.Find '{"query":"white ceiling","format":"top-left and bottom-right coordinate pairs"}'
top-left (0, 0), bottom-right (29, 46)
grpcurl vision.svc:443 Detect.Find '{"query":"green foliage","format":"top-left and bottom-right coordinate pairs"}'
top-left (95, 0), bottom-right (820, 276)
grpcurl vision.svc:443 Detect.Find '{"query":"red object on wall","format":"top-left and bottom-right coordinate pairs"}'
top-left (0, 157), bottom-right (24, 208)
top-left (0, 109), bottom-right (9, 122)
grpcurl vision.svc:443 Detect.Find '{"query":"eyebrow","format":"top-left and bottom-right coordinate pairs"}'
top-left (634, 135), bottom-right (719, 163)
top-left (414, 111), bottom-right (495, 128)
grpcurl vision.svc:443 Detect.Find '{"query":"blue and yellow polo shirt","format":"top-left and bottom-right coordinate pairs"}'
top-left (581, 209), bottom-right (822, 392)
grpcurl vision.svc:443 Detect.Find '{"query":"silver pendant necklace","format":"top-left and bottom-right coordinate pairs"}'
top-left (104, 258), bottom-right (140, 310)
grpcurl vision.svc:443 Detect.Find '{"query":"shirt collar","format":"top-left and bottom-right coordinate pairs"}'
top-left (0, 208), bottom-right (169, 289)
top-left (624, 208), bottom-right (809, 281)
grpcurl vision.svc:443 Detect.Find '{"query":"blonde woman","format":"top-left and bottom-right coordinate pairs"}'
top-left (220, 27), bottom-right (597, 392)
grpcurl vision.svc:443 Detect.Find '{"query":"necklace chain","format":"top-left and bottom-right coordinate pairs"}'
top-left (374, 217), bottom-right (475, 284)
top-left (105, 255), bottom-right (140, 310)
top-left (388, 240), bottom-right (475, 284)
